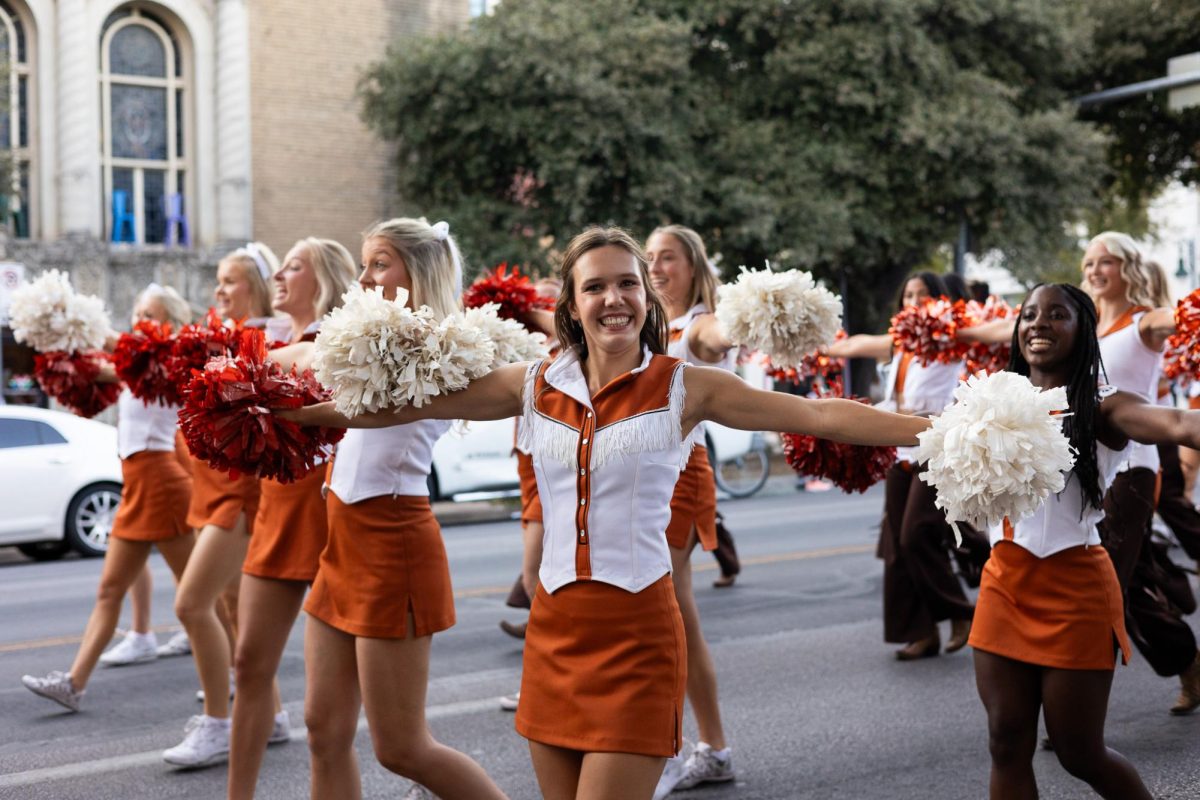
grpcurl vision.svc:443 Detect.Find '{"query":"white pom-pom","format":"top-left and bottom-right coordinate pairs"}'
top-left (8, 270), bottom-right (112, 353)
top-left (715, 265), bottom-right (842, 368)
top-left (430, 312), bottom-right (497, 390)
top-left (916, 371), bottom-right (1075, 544)
top-left (313, 285), bottom-right (442, 417)
top-left (457, 303), bottom-right (549, 369)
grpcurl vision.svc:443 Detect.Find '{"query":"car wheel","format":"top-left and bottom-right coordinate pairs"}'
top-left (17, 540), bottom-right (72, 561)
top-left (427, 468), bottom-right (441, 502)
top-left (64, 482), bottom-right (122, 557)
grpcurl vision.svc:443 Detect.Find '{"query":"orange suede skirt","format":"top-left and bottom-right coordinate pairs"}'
top-left (665, 445), bottom-right (717, 551)
top-left (243, 468), bottom-right (328, 582)
top-left (515, 575), bottom-right (686, 757)
top-left (517, 450), bottom-right (542, 524)
top-left (304, 493), bottom-right (455, 639)
top-left (185, 452), bottom-right (260, 533)
top-left (970, 541), bottom-right (1132, 670)
top-left (111, 450), bottom-right (192, 542)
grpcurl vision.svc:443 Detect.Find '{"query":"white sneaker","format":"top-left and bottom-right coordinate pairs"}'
top-left (403, 784), bottom-right (438, 800)
top-left (653, 752), bottom-right (687, 800)
top-left (675, 742), bottom-right (734, 789)
top-left (162, 715), bottom-right (230, 768)
top-left (267, 710), bottom-right (291, 745)
top-left (156, 630), bottom-right (192, 658)
top-left (99, 631), bottom-right (158, 667)
top-left (196, 668), bottom-right (236, 702)
top-left (499, 691), bottom-right (519, 712)
top-left (21, 670), bottom-right (84, 712)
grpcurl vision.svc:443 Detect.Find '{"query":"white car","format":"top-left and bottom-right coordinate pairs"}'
top-left (429, 418), bottom-right (521, 501)
top-left (0, 405), bottom-right (122, 560)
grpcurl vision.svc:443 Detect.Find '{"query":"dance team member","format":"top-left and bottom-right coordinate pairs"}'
top-left (966, 282), bottom-right (1200, 799)
top-left (226, 238), bottom-right (356, 799)
top-left (298, 219), bottom-right (508, 800)
top-left (829, 272), bottom-right (973, 658)
top-left (287, 226), bottom-right (928, 799)
top-left (644, 224), bottom-right (737, 797)
top-left (22, 285), bottom-right (195, 710)
top-left (165, 244), bottom-right (278, 768)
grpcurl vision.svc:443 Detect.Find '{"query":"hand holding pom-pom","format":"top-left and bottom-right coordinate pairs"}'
top-left (890, 297), bottom-right (970, 366)
top-left (114, 320), bottom-right (180, 405)
top-left (179, 328), bottom-right (344, 482)
top-left (462, 264), bottom-right (553, 321)
top-left (1162, 289), bottom-right (1200, 387)
top-left (916, 371), bottom-right (1074, 544)
top-left (168, 310), bottom-right (243, 395)
top-left (715, 266), bottom-right (842, 369)
top-left (33, 351), bottom-right (120, 417)
top-left (9, 270), bottom-right (113, 353)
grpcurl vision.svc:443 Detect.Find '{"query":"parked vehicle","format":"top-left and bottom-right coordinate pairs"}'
top-left (0, 406), bottom-right (122, 560)
top-left (429, 418), bottom-right (520, 501)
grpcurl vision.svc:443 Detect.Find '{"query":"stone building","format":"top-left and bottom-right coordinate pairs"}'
top-left (0, 0), bottom-right (470, 323)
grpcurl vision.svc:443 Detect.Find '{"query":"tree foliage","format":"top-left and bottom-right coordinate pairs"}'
top-left (361, 0), bottom-right (1112, 329)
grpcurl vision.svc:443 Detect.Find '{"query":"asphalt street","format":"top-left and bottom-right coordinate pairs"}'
top-left (1, 478), bottom-right (1198, 799)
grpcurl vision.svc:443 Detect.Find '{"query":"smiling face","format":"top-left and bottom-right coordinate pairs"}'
top-left (1081, 240), bottom-right (1127, 303)
top-left (272, 244), bottom-right (319, 318)
top-left (359, 236), bottom-right (412, 304)
top-left (1017, 285), bottom-right (1081, 372)
top-left (569, 245), bottom-right (648, 356)
top-left (214, 259), bottom-right (256, 320)
top-left (901, 277), bottom-right (932, 309)
top-left (645, 232), bottom-right (694, 310)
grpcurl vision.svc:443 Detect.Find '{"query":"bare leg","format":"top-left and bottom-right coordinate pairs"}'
top-left (1180, 444), bottom-right (1200, 501)
top-left (227, 575), bottom-right (306, 800)
top-left (130, 564), bottom-right (152, 634)
top-left (973, 650), bottom-right (1041, 800)
top-left (529, 741), bottom-right (583, 800)
top-left (174, 516), bottom-right (249, 719)
top-left (69, 538), bottom-right (154, 690)
top-left (305, 617), bottom-right (362, 800)
top-left (576, 751), bottom-right (666, 800)
top-left (1041, 668), bottom-right (1152, 799)
top-left (357, 621), bottom-right (507, 799)
top-left (669, 531), bottom-right (726, 749)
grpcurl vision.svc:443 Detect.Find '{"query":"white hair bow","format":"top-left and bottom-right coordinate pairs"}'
top-left (431, 221), bottom-right (450, 241)
top-left (237, 243), bottom-right (272, 280)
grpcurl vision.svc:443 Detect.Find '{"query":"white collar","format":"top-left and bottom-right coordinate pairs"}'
top-left (543, 345), bottom-right (654, 409)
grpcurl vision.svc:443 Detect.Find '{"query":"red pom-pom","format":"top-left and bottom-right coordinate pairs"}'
top-left (462, 264), bottom-right (553, 320)
top-left (167, 310), bottom-right (243, 397)
top-left (33, 351), bottom-right (120, 418)
top-left (179, 328), bottom-right (344, 482)
top-left (780, 390), bottom-right (896, 493)
top-left (890, 297), bottom-right (970, 366)
top-left (113, 320), bottom-right (179, 405)
top-left (960, 296), bottom-right (1015, 376)
top-left (768, 330), bottom-right (848, 383)
top-left (1162, 289), bottom-right (1200, 387)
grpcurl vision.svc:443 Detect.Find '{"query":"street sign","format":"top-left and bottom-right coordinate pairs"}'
top-left (0, 261), bottom-right (24, 326)
top-left (1168, 53), bottom-right (1200, 111)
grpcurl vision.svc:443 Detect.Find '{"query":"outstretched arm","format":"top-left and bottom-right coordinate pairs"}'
top-left (1137, 307), bottom-right (1174, 352)
top-left (280, 361), bottom-right (528, 429)
top-left (268, 341), bottom-right (315, 373)
top-left (826, 333), bottom-right (892, 361)
top-left (683, 366), bottom-right (928, 446)
top-left (956, 318), bottom-right (1015, 345)
top-left (1105, 390), bottom-right (1200, 450)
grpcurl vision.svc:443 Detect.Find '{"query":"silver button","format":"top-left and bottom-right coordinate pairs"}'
top-left (582, 438), bottom-right (589, 444)
top-left (587, 412), bottom-right (593, 418)
top-left (580, 468), bottom-right (586, 475)
top-left (580, 498), bottom-right (586, 506)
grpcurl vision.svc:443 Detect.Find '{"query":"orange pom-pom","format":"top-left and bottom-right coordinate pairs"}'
top-left (889, 297), bottom-right (970, 366)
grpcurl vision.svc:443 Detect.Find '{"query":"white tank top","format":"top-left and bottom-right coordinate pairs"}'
top-left (116, 389), bottom-right (180, 460)
top-left (326, 420), bottom-right (451, 504)
top-left (667, 303), bottom-right (735, 371)
top-left (880, 350), bottom-right (960, 463)
top-left (1098, 310), bottom-right (1161, 472)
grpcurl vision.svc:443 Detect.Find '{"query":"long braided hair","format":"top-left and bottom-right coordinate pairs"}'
top-left (1005, 283), bottom-right (1105, 511)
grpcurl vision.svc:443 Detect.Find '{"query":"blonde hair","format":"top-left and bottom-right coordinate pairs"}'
top-left (361, 218), bottom-right (462, 319)
top-left (554, 227), bottom-right (668, 359)
top-left (137, 284), bottom-right (192, 328)
top-left (1141, 259), bottom-right (1173, 308)
top-left (1083, 231), bottom-right (1157, 308)
top-left (649, 224), bottom-right (720, 312)
top-left (220, 242), bottom-right (278, 318)
top-left (292, 237), bottom-right (357, 318)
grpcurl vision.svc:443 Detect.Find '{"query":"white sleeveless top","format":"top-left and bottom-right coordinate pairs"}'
top-left (880, 350), bottom-right (960, 463)
top-left (989, 388), bottom-right (1127, 558)
top-left (326, 420), bottom-right (451, 504)
top-left (1098, 310), bottom-right (1161, 472)
top-left (667, 303), bottom-right (735, 371)
top-left (117, 389), bottom-right (180, 460)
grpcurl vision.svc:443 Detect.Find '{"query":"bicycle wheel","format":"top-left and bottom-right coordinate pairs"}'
top-left (711, 436), bottom-right (770, 498)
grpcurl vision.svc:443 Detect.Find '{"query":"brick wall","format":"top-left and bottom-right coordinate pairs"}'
top-left (248, 0), bottom-right (469, 261)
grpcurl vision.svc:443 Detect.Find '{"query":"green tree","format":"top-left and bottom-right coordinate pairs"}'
top-left (362, 0), bottom-right (1106, 330)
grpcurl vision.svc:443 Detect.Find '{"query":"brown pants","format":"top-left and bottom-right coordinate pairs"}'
top-left (1155, 443), bottom-right (1200, 562)
top-left (878, 463), bottom-right (974, 643)
top-left (1098, 467), bottom-right (1156, 592)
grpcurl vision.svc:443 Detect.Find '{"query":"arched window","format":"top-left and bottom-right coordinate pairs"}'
top-left (0, 1), bottom-right (32, 238)
top-left (100, 8), bottom-right (186, 245)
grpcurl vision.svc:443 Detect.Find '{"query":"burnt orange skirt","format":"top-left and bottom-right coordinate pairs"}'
top-left (516, 575), bottom-right (686, 757)
top-left (173, 429), bottom-right (191, 474)
top-left (304, 493), bottom-right (455, 639)
top-left (111, 450), bottom-right (192, 542)
top-left (665, 445), bottom-right (717, 551)
top-left (243, 468), bottom-right (328, 582)
top-left (517, 450), bottom-right (542, 524)
top-left (970, 541), bottom-right (1132, 670)
top-left (185, 452), bottom-right (260, 533)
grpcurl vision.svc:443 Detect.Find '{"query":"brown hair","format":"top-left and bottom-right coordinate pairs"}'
top-left (554, 227), bottom-right (668, 359)
top-left (649, 224), bottom-right (720, 311)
